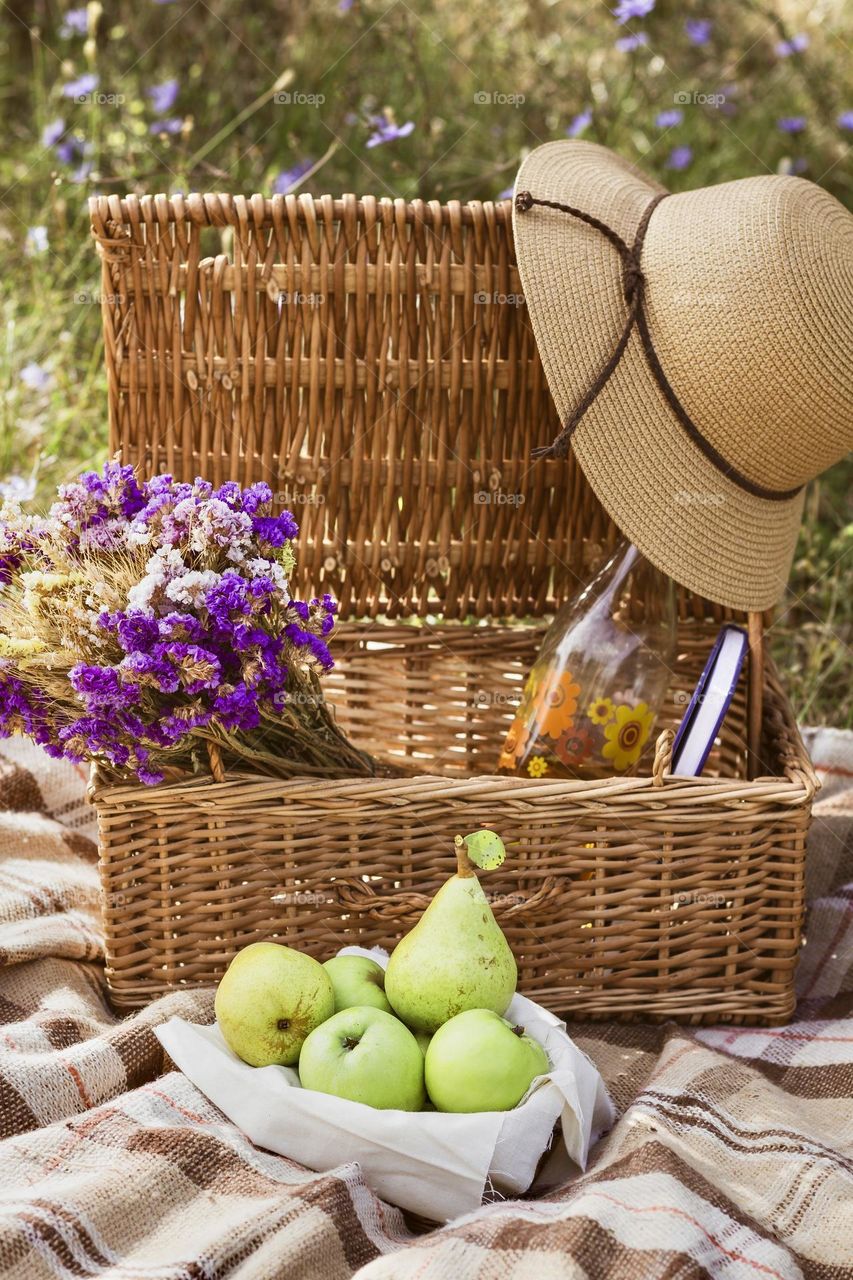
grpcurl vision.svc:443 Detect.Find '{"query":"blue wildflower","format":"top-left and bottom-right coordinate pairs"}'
top-left (147, 79), bottom-right (179, 114)
top-left (655, 108), bottom-right (683, 128)
top-left (366, 113), bottom-right (415, 148)
top-left (614, 0), bottom-right (655, 24)
top-left (61, 73), bottom-right (99, 99)
top-left (566, 109), bottom-right (592, 138)
top-left (684, 18), bottom-right (712, 44)
top-left (666, 145), bottom-right (693, 171)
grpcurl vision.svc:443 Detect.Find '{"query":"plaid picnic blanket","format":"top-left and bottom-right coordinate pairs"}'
top-left (0, 730), bottom-right (851, 1279)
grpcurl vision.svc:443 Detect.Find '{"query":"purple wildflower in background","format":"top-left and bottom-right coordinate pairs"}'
top-left (25, 226), bottom-right (48, 256)
top-left (19, 362), bottom-right (52, 391)
top-left (150, 118), bottom-right (183, 136)
top-left (273, 159), bottom-right (314, 194)
top-left (566, 108), bottom-right (592, 138)
top-left (787, 158), bottom-right (808, 175)
top-left (61, 73), bottom-right (99, 99)
top-left (684, 18), bottom-right (712, 45)
top-left (366, 113), bottom-right (415, 148)
top-left (666, 145), bottom-right (693, 171)
top-left (778, 116), bottom-right (806, 134)
top-left (837, 111), bottom-right (853, 131)
top-left (775, 33), bottom-right (808, 57)
top-left (655, 108), bottom-right (683, 128)
top-left (59, 8), bottom-right (89, 37)
top-left (615, 32), bottom-right (648, 51)
top-left (147, 79), bottom-right (179, 114)
top-left (41, 119), bottom-right (66, 147)
top-left (339, 0), bottom-right (355, 10)
top-left (56, 134), bottom-right (90, 167)
top-left (614, 0), bottom-right (655, 23)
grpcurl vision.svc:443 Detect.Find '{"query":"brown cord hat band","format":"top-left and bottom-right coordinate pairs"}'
top-left (515, 189), bottom-right (804, 503)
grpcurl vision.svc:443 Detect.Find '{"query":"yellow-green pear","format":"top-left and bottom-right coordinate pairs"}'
top-left (214, 941), bottom-right (334, 1066)
top-left (384, 832), bottom-right (517, 1033)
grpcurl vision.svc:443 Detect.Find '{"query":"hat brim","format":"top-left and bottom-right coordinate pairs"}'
top-left (513, 140), bottom-right (804, 611)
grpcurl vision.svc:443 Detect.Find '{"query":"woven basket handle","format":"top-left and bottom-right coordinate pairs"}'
top-left (207, 742), bottom-right (225, 783)
top-left (747, 611), bottom-right (764, 781)
top-left (335, 875), bottom-right (560, 922)
top-left (652, 729), bottom-right (674, 786)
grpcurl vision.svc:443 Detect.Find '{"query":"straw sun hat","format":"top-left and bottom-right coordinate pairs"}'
top-left (512, 140), bottom-right (853, 611)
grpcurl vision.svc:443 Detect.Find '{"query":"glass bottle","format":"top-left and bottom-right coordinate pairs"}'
top-left (497, 539), bottom-right (677, 781)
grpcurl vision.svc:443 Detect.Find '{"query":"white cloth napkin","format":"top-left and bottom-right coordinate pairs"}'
top-left (155, 946), bottom-right (615, 1222)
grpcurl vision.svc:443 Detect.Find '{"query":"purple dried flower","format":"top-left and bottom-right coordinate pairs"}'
top-left (252, 512), bottom-right (298, 547)
top-left (116, 611), bottom-right (161, 654)
top-left (120, 652), bottom-right (180, 694)
top-left (137, 766), bottom-right (165, 785)
top-left (777, 116), bottom-right (806, 134)
top-left (240, 482), bottom-right (273, 514)
top-left (837, 111), bottom-right (853, 131)
top-left (214, 683), bottom-right (261, 731)
top-left (162, 642), bottom-right (222, 693)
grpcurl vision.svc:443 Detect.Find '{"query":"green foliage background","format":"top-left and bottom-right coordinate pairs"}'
top-left (0, 0), bottom-right (850, 723)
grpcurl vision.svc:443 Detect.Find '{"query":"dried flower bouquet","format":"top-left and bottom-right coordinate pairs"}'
top-left (0, 461), bottom-right (377, 784)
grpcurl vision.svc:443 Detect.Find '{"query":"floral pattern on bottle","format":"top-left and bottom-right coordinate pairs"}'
top-left (601, 701), bottom-right (656, 771)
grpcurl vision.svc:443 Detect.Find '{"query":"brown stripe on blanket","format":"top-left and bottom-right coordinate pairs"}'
top-left (127, 1128), bottom-right (381, 1273)
top-left (62, 829), bottom-right (98, 863)
top-left (125, 1125), bottom-right (298, 1194)
top-left (486, 1214), bottom-right (710, 1280)
top-left (0, 1076), bottom-right (39, 1140)
top-left (288, 1168), bottom-right (393, 1273)
top-left (27, 1200), bottom-right (116, 1274)
top-left (111, 1021), bottom-right (172, 1091)
top-left (571, 1136), bottom-right (807, 1242)
top-left (0, 756), bottom-right (46, 815)
top-left (699, 1054), bottom-right (853, 1100)
top-left (639, 1088), bottom-right (853, 1176)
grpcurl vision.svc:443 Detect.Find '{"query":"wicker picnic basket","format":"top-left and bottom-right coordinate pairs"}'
top-left (88, 192), bottom-right (816, 1022)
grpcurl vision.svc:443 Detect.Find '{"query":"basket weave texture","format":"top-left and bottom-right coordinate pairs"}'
top-left (89, 193), bottom-right (816, 1021)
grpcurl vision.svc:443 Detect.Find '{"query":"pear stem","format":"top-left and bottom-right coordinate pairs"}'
top-left (454, 834), bottom-right (476, 878)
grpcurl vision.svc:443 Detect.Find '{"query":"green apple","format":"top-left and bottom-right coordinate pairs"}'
top-left (414, 1030), bottom-right (432, 1057)
top-left (323, 955), bottom-right (392, 1014)
top-left (214, 941), bottom-right (334, 1067)
top-left (425, 1009), bottom-right (549, 1112)
top-left (298, 1006), bottom-right (425, 1110)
